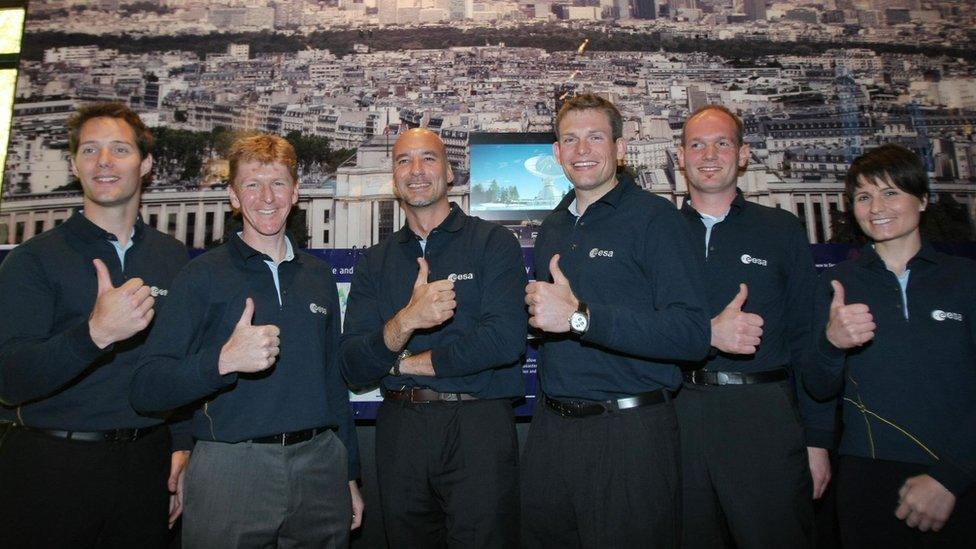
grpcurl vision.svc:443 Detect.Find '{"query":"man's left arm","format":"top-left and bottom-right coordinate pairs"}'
top-left (422, 228), bottom-right (528, 378)
top-left (783, 222), bottom-right (836, 498)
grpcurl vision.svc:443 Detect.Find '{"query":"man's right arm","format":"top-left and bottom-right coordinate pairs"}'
top-left (0, 250), bottom-right (110, 406)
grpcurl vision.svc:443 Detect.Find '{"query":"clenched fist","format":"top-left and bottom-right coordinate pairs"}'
top-left (218, 298), bottom-right (281, 375)
top-left (825, 280), bottom-right (875, 349)
top-left (88, 258), bottom-right (155, 349)
top-left (399, 257), bottom-right (456, 331)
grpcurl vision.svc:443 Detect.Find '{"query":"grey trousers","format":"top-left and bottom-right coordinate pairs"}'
top-left (183, 429), bottom-right (351, 549)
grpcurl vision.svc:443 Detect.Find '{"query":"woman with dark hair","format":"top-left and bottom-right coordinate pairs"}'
top-left (806, 144), bottom-right (976, 547)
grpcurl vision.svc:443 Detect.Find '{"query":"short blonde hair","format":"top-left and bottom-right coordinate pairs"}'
top-left (228, 134), bottom-right (298, 185)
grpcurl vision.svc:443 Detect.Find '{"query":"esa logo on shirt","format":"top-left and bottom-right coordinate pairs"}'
top-left (150, 286), bottom-right (168, 297)
top-left (448, 272), bottom-right (474, 282)
top-left (309, 303), bottom-right (328, 316)
top-left (740, 254), bottom-right (768, 267)
top-left (931, 309), bottom-right (963, 322)
top-left (589, 248), bottom-right (614, 259)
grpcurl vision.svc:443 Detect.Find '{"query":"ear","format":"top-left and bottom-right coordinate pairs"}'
top-left (920, 194), bottom-right (928, 211)
top-left (552, 141), bottom-right (562, 165)
top-left (290, 181), bottom-right (299, 205)
top-left (70, 156), bottom-right (79, 179)
top-left (676, 146), bottom-right (685, 170)
top-left (615, 137), bottom-right (626, 161)
top-left (446, 163), bottom-right (454, 184)
top-left (139, 153), bottom-right (154, 178)
top-left (738, 143), bottom-right (750, 168)
top-left (228, 185), bottom-right (241, 210)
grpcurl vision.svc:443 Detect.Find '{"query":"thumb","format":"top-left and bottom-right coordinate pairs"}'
top-left (93, 258), bottom-right (114, 294)
top-left (237, 298), bottom-right (254, 327)
top-left (830, 280), bottom-right (846, 309)
top-left (550, 254), bottom-right (569, 285)
top-left (727, 283), bottom-right (748, 310)
top-left (415, 257), bottom-right (429, 287)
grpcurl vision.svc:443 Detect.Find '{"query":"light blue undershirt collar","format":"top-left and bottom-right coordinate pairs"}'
top-left (109, 228), bottom-right (136, 270)
top-left (896, 269), bottom-right (911, 319)
top-left (698, 209), bottom-right (729, 258)
top-left (241, 233), bottom-right (295, 306)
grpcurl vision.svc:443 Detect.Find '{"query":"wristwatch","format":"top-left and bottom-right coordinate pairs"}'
top-left (569, 301), bottom-right (589, 335)
top-left (390, 349), bottom-right (411, 376)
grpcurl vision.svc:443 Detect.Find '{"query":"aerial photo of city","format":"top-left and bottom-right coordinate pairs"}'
top-left (3, 0), bottom-right (975, 249)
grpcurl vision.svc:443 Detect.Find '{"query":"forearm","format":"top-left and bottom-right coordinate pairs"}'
top-left (131, 345), bottom-right (232, 413)
top-left (0, 320), bottom-right (107, 405)
top-left (583, 300), bottom-right (710, 362)
top-left (382, 310), bottom-right (413, 353)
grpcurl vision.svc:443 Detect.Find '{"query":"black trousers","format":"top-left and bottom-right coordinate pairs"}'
top-left (675, 381), bottom-right (814, 549)
top-left (520, 397), bottom-right (681, 549)
top-left (0, 423), bottom-right (171, 549)
top-left (837, 455), bottom-right (976, 549)
top-left (374, 398), bottom-right (519, 548)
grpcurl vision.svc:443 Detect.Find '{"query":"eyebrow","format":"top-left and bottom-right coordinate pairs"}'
top-left (78, 139), bottom-right (135, 147)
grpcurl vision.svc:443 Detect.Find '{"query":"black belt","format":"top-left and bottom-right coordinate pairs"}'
top-left (544, 389), bottom-right (670, 418)
top-left (249, 426), bottom-right (331, 446)
top-left (385, 388), bottom-right (479, 404)
top-left (683, 368), bottom-right (788, 386)
top-left (14, 423), bottom-right (161, 443)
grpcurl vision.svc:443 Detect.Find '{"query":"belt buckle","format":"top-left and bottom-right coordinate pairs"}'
top-left (717, 372), bottom-right (730, 385)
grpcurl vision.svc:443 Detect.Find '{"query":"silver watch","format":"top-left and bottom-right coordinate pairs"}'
top-left (569, 302), bottom-right (589, 335)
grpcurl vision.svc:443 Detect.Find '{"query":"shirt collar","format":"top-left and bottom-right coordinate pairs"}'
top-left (681, 188), bottom-right (746, 219)
top-left (855, 239), bottom-right (940, 269)
top-left (67, 209), bottom-right (146, 244)
top-left (230, 231), bottom-right (297, 263)
top-left (555, 173), bottom-right (634, 214)
top-left (396, 202), bottom-right (465, 243)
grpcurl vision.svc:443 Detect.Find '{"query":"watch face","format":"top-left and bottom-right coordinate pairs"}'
top-left (570, 312), bottom-right (588, 332)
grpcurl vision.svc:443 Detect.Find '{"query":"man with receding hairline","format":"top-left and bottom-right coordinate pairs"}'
top-left (675, 104), bottom-right (835, 548)
top-left (341, 128), bottom-right (527, 547)
top-left (0, 102), bottom-right (190, 547)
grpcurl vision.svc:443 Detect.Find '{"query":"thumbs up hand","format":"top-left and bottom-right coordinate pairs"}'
top-left (88, 258), bottom-right (155, 349)
top-left (710, 283), bottom-right (765, 354)
top-left (825, 280), bottom-right (875, 349)
top-left (525, 254), bottom-right (580, 333)
top-left (400, 257), bottom-right (456, 331)
top-left (218, 298), bottom-right (281, 375)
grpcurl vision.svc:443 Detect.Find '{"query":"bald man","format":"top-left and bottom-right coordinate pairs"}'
top-left (340, 129), bottom-right (528, 547)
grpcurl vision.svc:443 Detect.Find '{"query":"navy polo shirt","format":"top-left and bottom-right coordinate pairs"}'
top-left (131, 233), bottom-right (360, 478)
top-left (340, 204), bottom-right (528, 399)
top-left (533, 176), bottom-right (710, 401)
top-left (680, 190), bottom-right (835, 447)
top-left (0, 211), bottom-right (189, 444)
top-left (810, 241), bottom-right (976, 495)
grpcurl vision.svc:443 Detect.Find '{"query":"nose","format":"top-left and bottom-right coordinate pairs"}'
top-left (260, 183), bottom-right (274, 203)
top-left (410, 156), bottom-right (423, 175)
top-left (869, 195), bottom-right (884, 213)
top-left (577, 139), bottom-right (590, 155)
top-left (96, 147), bottom-right (112, 167)
top-left (701, 143), bottom-right (717, 160)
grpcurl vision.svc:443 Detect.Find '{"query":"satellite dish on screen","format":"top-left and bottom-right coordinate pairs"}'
top-left (524, 155), bottom-right (562, 204)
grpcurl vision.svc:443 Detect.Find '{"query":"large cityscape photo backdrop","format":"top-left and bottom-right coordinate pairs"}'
top-left (3, 0), bottom-right (976, 250)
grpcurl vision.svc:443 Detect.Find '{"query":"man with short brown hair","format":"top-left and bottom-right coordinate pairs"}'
top-left (0, 102), bottom-right (190, 547)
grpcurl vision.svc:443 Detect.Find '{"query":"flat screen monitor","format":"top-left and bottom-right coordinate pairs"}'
top-left (468, 132), bottom-right (571, 224)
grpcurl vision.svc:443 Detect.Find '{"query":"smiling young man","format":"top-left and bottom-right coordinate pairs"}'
top-left (520, 94), bottom-right (710, 548)
top-left (131, 134), bottom-right (362, 547)
top-left (0, 102), bottom-right (190, 547)
top-left (340, 128), bottom-right (527, 547)
top-left (675, 105), bottom-right (836, 548)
